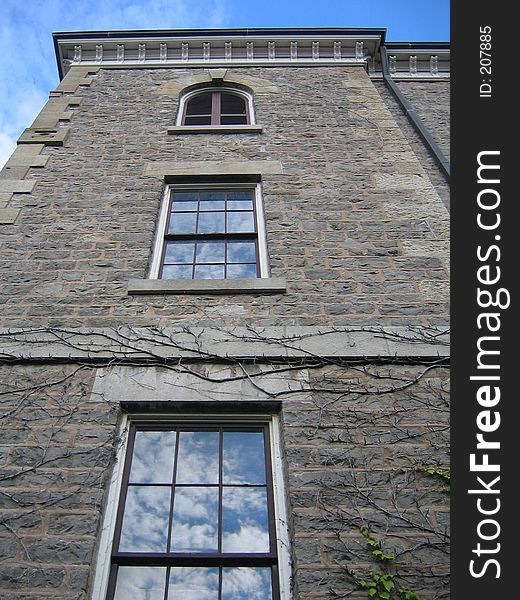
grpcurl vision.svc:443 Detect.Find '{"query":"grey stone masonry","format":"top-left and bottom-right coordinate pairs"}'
top-left (0, 354), bottom-right (449, 600)
top-left (375, 80), bottom-right (450, 210)
top-left (0, 65), bottom-right (449, 329)
top-left (0, 52), bottom-right (450, 600)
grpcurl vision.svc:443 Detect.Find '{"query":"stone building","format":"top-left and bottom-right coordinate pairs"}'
top-left (0, 28), bottom-right (450, 600)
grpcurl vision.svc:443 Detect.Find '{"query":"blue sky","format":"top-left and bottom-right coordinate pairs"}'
top-left (0, 0), bottom-right (449, 167)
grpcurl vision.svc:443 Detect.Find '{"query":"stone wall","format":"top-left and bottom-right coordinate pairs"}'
top-left (0, 365), bottom-right (116, 600)
top-left (0, 65), bottom-right (448, 329)
top-left (374, 80), bottom-right (450, 210)
top-left (0, 61), bottom-right (450, 600)
top-left (0, 352), bottom-right (449, 600)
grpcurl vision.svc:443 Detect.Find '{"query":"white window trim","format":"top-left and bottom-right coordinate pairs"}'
top-left (149, 182), bottom-right (270, 279)
top-left (90, 413), bottom-right (292, 600)
top-left (175, 87), bottom-right (256, 127)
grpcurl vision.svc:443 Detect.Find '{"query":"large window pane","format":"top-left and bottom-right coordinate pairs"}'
top-left (165, 242), bottom-right (195, 264)
top-left (226, 264), bottom-right (257, 279)
top-left (223, 431), bottom-right (266, 484)
top-left (119, 487), bottom-right (170, 552)
top-left (184, 116), bottom-right (212, 126)
top-left (176, 431), bottom-right (219, 484)
top-left (171, 193), bottom-right (198, 211)
top-left (194, 264), bottom-right (225, 279)
top-left (186, 93), bottom-right (212, 115)
top-left (196, 241), bottom-right (225, 264)
top-left (227, 212), bottom-right (255, 233)
top-left (129, 431), bottom-right (176, 484)
top-left (170, 487), bottom-right (219, 552)
top-left (221, 567), bottom-right (272, 600)
top-left (221, 93), bottom-right (246, 115)
top-left (220, 115), bottom-right (248, 125)
top-left (114, 567), bottom-right (166, 600)
top-left (169, 212), bottom-right (197, 234)
top-left (168, 567), bottom-right (219, 600)
top-left (198, 212), bottom-right (225, 233)
top-left (222, 488), bottom-right (269, 553)
top-left (199, 191), bottom-right (225, 210)
top-left (227, 241), bottom-right (257, 263)
top-left (162, 265), bottom-right (193, 279)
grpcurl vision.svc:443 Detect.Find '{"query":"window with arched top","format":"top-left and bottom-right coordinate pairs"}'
top-left (181, 89), bottom-right (251, 126)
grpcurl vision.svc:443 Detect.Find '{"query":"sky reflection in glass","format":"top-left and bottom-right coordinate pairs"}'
top-left (169, 212), bottom-right (196, 234)
top-left (227, 241), bottom-right (256, 263)
top-left (222, 488), bottom-right (269, 553)
top-left (227, 211), bottom-right (255, 232)
top-left (171, 487), bottom-right (219, 552)
top-left (176, 431), bottom-right (219, 484)
top-left (168, 567), bottom-right (219, 600)
top-left (165, 241), bottom-right (195, 264)
top-left (162, 265), bottom-right (192, 279)
top-left (227, 264), bottom-right (257, 278)
top-left (114, 566), bottom-right (166, 600)
top-left (119, 486), bottom-right (170, 552)
top-left (198, 212), bottom-right (225, 233)
top-left (222, 567), bottom-right (272, 600)
top-left (129, 431), bottom-right (176, 483)
top-left (223, 431), bottom-right (266, 484)
top-left (196, 241), bottom-right (225, 264)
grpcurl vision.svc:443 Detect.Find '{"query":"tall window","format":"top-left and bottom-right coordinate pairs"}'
top-left (181, 89), bottom-right (250, 126)
top-left (156, 186), bottom-right (265, 280)
top-left (106, 423), bottom-right (281, 600)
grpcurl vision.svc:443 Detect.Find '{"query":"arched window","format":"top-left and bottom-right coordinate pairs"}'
top-left (181, 89), bottom-right (250, 126)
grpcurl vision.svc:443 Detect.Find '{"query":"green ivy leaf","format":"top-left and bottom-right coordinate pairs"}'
top-left (382, 578), bottom-right (395, 592)
top-left (368, 588), bottom-right (377, 597)
top-left (380, 592), bottom-right (391, 600)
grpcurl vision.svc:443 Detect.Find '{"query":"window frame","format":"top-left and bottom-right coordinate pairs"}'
top-left (91, 413), bottom-right (292, 600)
top-left (177, 87), bottom-right (255, 127)
top-left (149, 183), bottom-right (270, 280)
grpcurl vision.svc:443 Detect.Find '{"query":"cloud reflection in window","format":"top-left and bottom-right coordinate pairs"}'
top-left (168, 567), bottom-right (219, 600)
top-left (222, 488), bottom-right (269, 553)
top-left (171, 486), bottom-right (219, 552)
top-left (113, 566), bottom-right (166, 600)
top-left (119, 487), bottom-right (170, 552)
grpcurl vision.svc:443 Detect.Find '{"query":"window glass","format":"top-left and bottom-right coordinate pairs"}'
top-left (108, 425), bottom-right (277, 599)
top-left (114, 567), bottom-right (166, 600)
top-left (182, 90), bottom-right (250, 126)
top-left (170, 487), bottom-right (219, 552)
top-left (160, 188), bottom-right (261, 280)
top-left (185, 93), bottom-right (212, 116)
top-left (119, 486), bottom-right (171, 552)
top-left (168, 567), bottom-right (219, 600)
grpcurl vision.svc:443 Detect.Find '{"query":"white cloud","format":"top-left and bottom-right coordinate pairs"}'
top-left (0, 0), bottom-right (232, 168)
top-left (0, 132), bottom-right (16, 168)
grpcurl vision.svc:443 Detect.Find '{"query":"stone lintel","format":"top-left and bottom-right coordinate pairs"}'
top-left (144, 160), bottom-right (283, 177)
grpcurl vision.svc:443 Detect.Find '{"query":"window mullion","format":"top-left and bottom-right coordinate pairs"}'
top-left (212, 92), bottom-right (221, 125)
top-left (218, 427), bottom-right (223, 554)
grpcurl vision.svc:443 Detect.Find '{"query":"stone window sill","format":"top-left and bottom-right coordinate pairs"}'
top-left (168, 125), bottom-right (263, 135)
top-left (128, 277), bottom-right (286, 295)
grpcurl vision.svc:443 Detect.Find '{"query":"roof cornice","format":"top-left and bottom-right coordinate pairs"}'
top-left (52, 28), bottom-right (449, 80)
